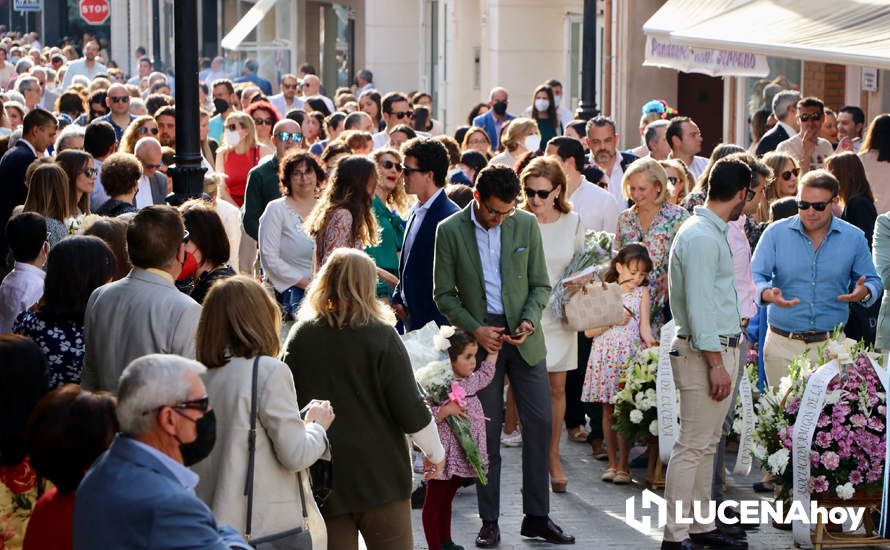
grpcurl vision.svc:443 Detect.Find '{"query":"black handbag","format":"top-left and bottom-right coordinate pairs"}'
top-left (245, 357), bottom-right (313, 550)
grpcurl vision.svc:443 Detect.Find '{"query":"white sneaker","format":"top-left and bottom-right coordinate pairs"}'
top-left (501, 430), bottom-right (523, 447)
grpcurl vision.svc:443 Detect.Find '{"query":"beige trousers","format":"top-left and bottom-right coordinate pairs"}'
top-left (763, 329), bottom-right (819, 387)
top-left (663, 337), bottom-right (739, 542)
top-left (239, 231), bottom-right (258, 276)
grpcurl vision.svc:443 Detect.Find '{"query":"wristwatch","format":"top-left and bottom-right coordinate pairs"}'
top-left (860, 289), bottom-right (872, 304)
top-left (708, 363), bottom-right (725, 370)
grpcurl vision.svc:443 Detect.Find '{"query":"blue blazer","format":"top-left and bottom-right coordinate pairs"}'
top-left (472, 110), bottom-right (515, 151)
top-left (392, 190), bottom-right (459, 332)
top-left (73, 435), bottom-right (247, 549)
top-left (0, 141), bottom-right (37, 258)
top-left (755, 124), bottom-right (790, 156)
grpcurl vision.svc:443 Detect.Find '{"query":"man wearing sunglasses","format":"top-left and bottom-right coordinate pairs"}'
top-left (752, 169), bottom-right (881, 387)
top-left (372, 91), bottom-right (412, 150)
top-left (776, 96), bottom-right (834, 175)
top-left (95, 83), bottom-right (135, 141)
top-left (74, 354), bottom-right (250, 549)
top-left (434, 166), bottom-right (574, 546)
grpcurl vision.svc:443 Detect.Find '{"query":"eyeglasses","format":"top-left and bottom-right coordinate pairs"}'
top-left (226, 124), bottom-right (240, 131)
top-left (781, 168), bottom-right (800, 181)
top-left (109, 95), bottom-right (130, 103)
top-left (138, 126), bottom-right (159, 135)
top-left (402, 165), bottom-right (427, 176)
top-left (281, 83), bottom-right (299, 90)
top-left (796, 199), bottom-right (835, 211)
top-left (392, 110), bottom-right (414, 120)
top-left (275, 131), bottom-right (302, 142)
top-left (89, 110), bottom-right (106, 118)
top-left (667, 176), bottom-right (679, 186)
top-left (524, 187), bottom-right (554, 199)
top-left (291, 169), bottom-right (315, 180)
top-left (83, 167), bottom-right (98, 177)
top-left (484, 202), bottom-right (516, 217)
top-left (799, 112), bottom-right (823, 122)
top-left (142, 395), bottom-right (210, 416)
top-left (381, 159), bottom-right (403, 173)
top-left (253, 117), bottom-right (274, 126)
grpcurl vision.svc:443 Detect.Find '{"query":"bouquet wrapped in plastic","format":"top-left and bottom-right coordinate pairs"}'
top-left (547, 230), bottom-right (614, 323)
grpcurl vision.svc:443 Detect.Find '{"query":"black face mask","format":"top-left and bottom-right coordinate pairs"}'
top-left (492, 101), bottom-right (508, 116)
top-left (176, 409), bottom-right (216, 467)
top-left (213, 98), bottom-right (229, 115)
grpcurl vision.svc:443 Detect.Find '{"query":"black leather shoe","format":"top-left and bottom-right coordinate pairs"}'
top-left (475, 522), bottom-right (500, 548)
top-left (713, 523), bottom-right (747, 539)
top-left (719, 507), bottom-right (759, 531)
top-left (520, 516), bottom-right (575, 545)
top-left (660, 540), bottom-right (701, 550)
top-left (689, 529), bottom-right (748, 548)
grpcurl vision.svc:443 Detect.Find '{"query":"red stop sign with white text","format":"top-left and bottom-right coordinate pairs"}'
top-left (80, 0), bottom-right (110, 25)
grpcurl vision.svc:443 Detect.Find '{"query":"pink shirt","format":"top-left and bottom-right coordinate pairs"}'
top-left (727, 215), bottom-right (757, 319)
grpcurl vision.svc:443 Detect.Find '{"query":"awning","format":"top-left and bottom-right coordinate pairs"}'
top-left (643, 0), bottom-right (770, 77)
top-left (220, 0), bottom-right (277, 51)
top-left (668, 0), bottom-right (890, 71)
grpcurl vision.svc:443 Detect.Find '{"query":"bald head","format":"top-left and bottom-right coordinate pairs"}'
top-left (106, 83), bottom-right (131, 115)
top-left (134, 137), bottom-right (163, 177)
top-left (301, 74), bottom-right (320, 97)
top-left (273, 118), bottom-right (301, 156)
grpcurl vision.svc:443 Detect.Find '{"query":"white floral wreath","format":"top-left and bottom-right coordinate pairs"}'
top-left (432, 325), bottom-right (456, 353)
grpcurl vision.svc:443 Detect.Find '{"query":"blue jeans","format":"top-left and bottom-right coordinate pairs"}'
top-left (276, 286), bottom-right (305, 320)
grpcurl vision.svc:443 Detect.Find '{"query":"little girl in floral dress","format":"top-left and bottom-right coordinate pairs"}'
top-left (422, 328), bottom-right (497, 550)
top-left (581, 243), bottom-right (657, 485)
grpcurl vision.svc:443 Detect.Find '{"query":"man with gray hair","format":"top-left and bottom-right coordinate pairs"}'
top-left (134, 136), bottom-right (168, 207)
top-left (15, 75), bottom-right (40, 111)
top-left (354, 68), bottom-right (374, 94)
top-left (73, 354), bottom-right (250, 549)
top-left (644, 120), bottom-right (671, 161)
top-left (755, 89), bottom-right (800, 156)
top-left (54, 124), bottom-right (85, 152)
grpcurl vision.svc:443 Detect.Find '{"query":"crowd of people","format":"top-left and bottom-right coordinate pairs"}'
top-left (2, 30), bottom-right (890, 550)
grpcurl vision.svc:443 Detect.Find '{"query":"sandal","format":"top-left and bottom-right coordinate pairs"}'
top-left (612, 471), bottom-right (632, 485)
top-left (601, 468), bottom-right (616, 482)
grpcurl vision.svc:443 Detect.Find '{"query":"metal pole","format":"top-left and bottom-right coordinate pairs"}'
top-left (152, 0), bottom-right (161, 68)
top-left (575, 0), bottom-right (599, 121)
top-left (166, 0), bottom-right (206, 205)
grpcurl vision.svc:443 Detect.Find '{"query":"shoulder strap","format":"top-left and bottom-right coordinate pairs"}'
top-left (244, 356), bottom-right (260, 541)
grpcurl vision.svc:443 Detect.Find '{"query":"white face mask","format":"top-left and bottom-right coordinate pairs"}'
top-left (223, 130), bottom-right (242, 148)
top-left (554, 94), bottom-right (562, 107)
top-left (524, 134), bottom-right (542, 152)
top-left (534, 98), bottom-right (550, 112)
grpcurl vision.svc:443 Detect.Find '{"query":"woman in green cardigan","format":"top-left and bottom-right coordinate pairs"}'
top-left (283, 248), bottom-right (445, 550)
top-left (367, 148), bottom-right (409, 301)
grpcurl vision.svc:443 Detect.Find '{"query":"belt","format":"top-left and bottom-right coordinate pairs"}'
top-left (677, 334), bottom-right (742, 348)
top-left (769, 326), bottom-right (830, 344)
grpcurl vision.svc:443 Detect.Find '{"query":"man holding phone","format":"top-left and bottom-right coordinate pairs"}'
top-left (434, 165), bottom-right (574, 546)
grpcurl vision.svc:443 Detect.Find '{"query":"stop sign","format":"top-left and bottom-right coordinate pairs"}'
top-left (80, 0), bottom-right (110, 25)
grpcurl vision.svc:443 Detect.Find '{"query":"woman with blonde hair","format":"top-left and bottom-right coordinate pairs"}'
top-left (758, 151), bottom-right (800, 222)
top-left (617, 157), bottom-right (689, 333)
top-left (659, 158), bottom-right (694, 205)
top-left (461, 125), bottom-right (492, 155)
top-left (192, 275), bottom-right (333, 548)
top-left (283, 249), bottom-right (444, 550)
top-left (23, 162), bottom-right (72, 247)
top-left (118, 115), bottom-right (159, 154)
top-left (489, 117), bottom-right (540, 168)
top-left (519, 156), bottom-right (583, 493)
top-left (214, 112), bottom-right (273, 207)
top-left (367, 148), bottom-right (409, 300)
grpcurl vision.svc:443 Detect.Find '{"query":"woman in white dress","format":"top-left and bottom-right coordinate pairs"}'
top-left (519, 156), bottom-right (584, 492)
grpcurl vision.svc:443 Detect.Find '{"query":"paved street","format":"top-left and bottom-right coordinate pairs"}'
top-left (409, 432), bottom-right (797, 549)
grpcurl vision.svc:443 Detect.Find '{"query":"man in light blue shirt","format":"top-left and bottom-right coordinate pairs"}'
top-left (663, 158), bottom-right (751, 550)
top-left (752, 169), bottom-right (881, 385)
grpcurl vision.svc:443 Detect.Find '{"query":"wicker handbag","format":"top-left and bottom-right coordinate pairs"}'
top-left (563, 272), bottom-right (626, 331)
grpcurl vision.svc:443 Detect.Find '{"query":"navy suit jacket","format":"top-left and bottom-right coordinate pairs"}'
top-left (392, 190), bottom-right (459, 332)
top-left (755, 124), bottom-right (790, 156)
top-left (73, 435), bottom-right (247, 549)
top-left (0, 141), bottom-right (37, 258)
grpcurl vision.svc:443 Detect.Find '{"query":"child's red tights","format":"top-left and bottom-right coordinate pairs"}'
top-left (422, 476), bottom-right (465, 549)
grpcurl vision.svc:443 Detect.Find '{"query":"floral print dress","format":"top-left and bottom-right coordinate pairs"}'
top-left (582, 286), bottom-right (644, 404)
top-left (616, 202), bottom-right (689, 334)
top-left (13, 311), bottom-right (84, 389)
top-left (0, 458), bottom-right (43, 550)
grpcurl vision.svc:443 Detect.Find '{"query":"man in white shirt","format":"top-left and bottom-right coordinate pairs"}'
top-left (133, 137), bottom-right (167, 208)
top-left (776, 96), bottom-right (835, 174)
top-left (268, 73), bottom-right (304, 117)
top-left (372, 92), bottom-right (412, 150)
top-left (546, 136), bottom-right (619, 233)
top-left (354, 68), bottom-right (374, 95)
top-left (300, 74), bottom-right (334, 113)
top-left (0, 212), bottom-right (47, 333)
top-left (585, 116), bottom-right (637, 209)
top-left (837, 104), bottom-right (865, 153)
top-left (643, 120), bottom-right (671, 161)
top-left (666, 116), bottom-right (709, 180)
top-left (201, 56), bottom-right (228, 85)
top-left (60, 40), bottom-right (107, 90)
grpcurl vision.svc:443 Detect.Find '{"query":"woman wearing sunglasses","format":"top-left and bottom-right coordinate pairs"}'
top-left (760, 151), bottom-right (800, 222)
top-left (55, 150), bottom-right (97, 216)
top-left (215, 112), bottom-right (272, 208)
top-left (519, 156), bottom-right (584, 493)
top-left (367, 148), bottom-right (410, 300)
top-left (245, 100), bottom-right (280, 149)
top-left (118, 115), bottom-right (159, 154)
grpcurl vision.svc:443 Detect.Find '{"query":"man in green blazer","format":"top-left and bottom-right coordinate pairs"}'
top-left (433, 165), bottom-right (575, 546)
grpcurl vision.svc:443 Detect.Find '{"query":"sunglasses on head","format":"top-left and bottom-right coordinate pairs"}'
top-left (524, 187), bottom-right (554, 199)
top-left (275, 131), bottom-right (302, 142)
top-left (138, 126), bottom-right (159, 135)
top-left (83, 167), bottom-right (98, 177)
top-left (381, 159), bottom-right (403, 173)
top-left (109, 95), bottom-right (129, 103)
top-left (253, 117), bottom-right (274, 126)
top-left (799, 112), bottom-right (823, 122)
top-left (393, 110), bottom-right (414, 120)
top-left (796, 198), bottom-right (835, 211)
top-left (781, 168), bottom-right (800, 181)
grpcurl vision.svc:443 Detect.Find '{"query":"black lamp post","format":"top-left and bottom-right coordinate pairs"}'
top-left (166, 0), bottom-right (206, 206)
top-left (575, 0), bottom-right (600, 121)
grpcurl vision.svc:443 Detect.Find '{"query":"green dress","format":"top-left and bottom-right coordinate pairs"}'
top-left (365, 195), bottom-right (405, 298)
top-left (536, 117), bottom-right (562, 151)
